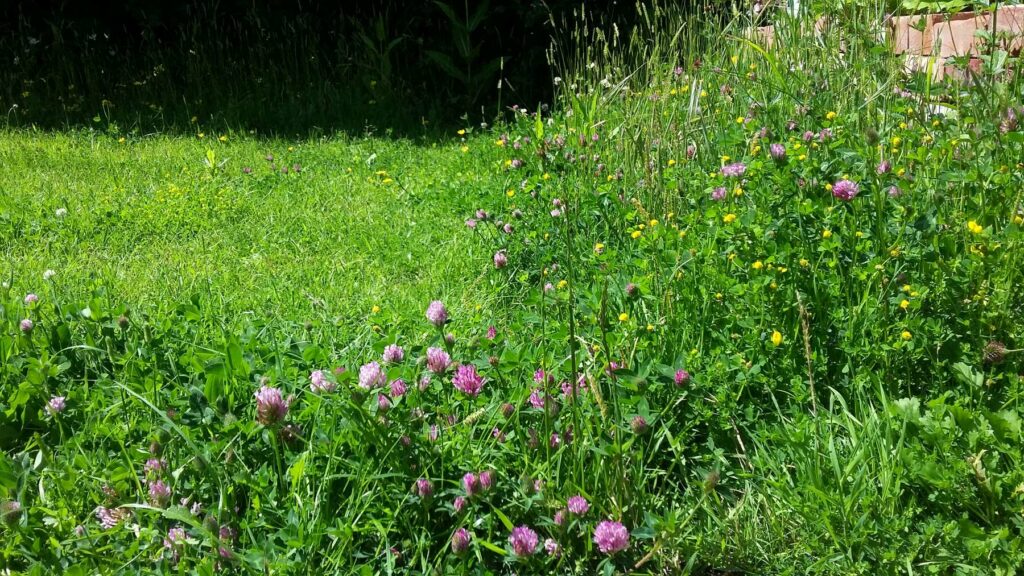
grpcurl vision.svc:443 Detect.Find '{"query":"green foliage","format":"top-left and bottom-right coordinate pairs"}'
top-left (3, 2), bottom-right (1024, 574)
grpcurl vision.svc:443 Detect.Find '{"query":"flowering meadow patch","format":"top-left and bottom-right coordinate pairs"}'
top-left (4, 6), bottom-right (1024, 575)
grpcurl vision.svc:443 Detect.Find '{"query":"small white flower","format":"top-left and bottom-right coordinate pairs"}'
top-left (80, 307), bottom-right (93, 319)
top-left (43, 269), bottom-right (56, 280)
top-left (55, 207), bottom-right (68, 218)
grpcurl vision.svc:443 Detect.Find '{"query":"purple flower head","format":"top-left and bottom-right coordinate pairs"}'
top-left (593, 520), bottom-right (630, 554)
top-left (832, 179), bottom-right (860, 201)
top-left (389, 379), bottom-right (407, 398)
top-left (148, 479), bottom-right (171, 507)
top-left (418, 375), bottom-right (432, 391)
top-left (528, 389), bottom-right (547, 410)
top-left (310, 370), bottom-right (336, 393)
top-left (494, 251), bottom-right (508, 269)
top-left (686, 144), bottom-right (696, 159)
top-left (550, 208), bottom-right (562, 218)
top-left (475, 209), bottom-right (489, 220)
top-left (876, 160), bottom-right (891, 175)
top-left (163, 526), bottom-right (187, 549)
top-left (721, 162), bottom-right (746, 178)
top-left (711, 187), bottom-right (727, 201)
top-left (1, 500), bottom-right (22, 526)
top-left (452, 528), bottom-right (472, 555)
top-left (479, 470), bottom-right (494, 491)
top-left (24, 293), bottom-right (38, 305)
top-left (492, 427), bottom-right (506, 442)
top-left (453, 496), bottom-right (467, 513)
top-left (631, 415), bottom-right (649, 435)
top-left (254, 386), bottom-right (290, 425)
top-left (543, 282), bottom-right (554, 292)
top-left (425, 300), bottom-right (448, 327)
top-left (486, 326), bottom-right (497, 340)
top-left (674, 65), bottom-right (684, 76)
top-left (46, 395), bottom-right (66, 415)
top-left (533, 369), bottom-right (547, 384)
top-left (549, 432), bottom-right (561, 448)
top-left (358, 361), bottom-right (386, 390)
top-left (96, 506), bottom-right (128, 530)
top-left (674, 369), bottom-right (691, 387)
top-left (544, 538), bottom-right (561, 557)
top-left (818, 128), bottom-right (833, 141)
top-left (769, 143), bottom-right (786, 161)
top-left (509, 525), bottom-right (539, 557)
top-left (414, 478), bottom-right (433, 498)
top-left (465, 218), bottom-right (478, 229)
top-left (382, 344), bottom-right (405, 364)
top-left (567, 495), bottom-right (589, 515)
top-left (144, 458), bottom-right (166, 476)
top-left (510, 158), bottom-right (523, 169)
top-left (786, 119), bottom-right (798, 131)
top-left (452, 364), bottom-right (484, 396)
top-left (887, 185), bottom-right (902, 198)
top-left (802, 130), bottom-right (815, 142)
top-left (20, 318), bottom-right (34, 333)
top-left (444, 332), bottom-right (456, 346)
top-left (376, 394), bottom-right (391, 413)
top-left (463, 472), bottom-right (480, 496)
top-left (553, 509), bottom-right (566, 526)
top-left (429, 424), bottom-right (439, 442)
top-left (501, 402), bottom-right (515, 418)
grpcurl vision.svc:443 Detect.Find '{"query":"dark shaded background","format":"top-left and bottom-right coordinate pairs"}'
top-left (0, 0), bottom-right (729, 135)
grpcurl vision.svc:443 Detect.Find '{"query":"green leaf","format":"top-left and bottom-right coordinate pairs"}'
top-left (477, 538), bottom-right (507, 556)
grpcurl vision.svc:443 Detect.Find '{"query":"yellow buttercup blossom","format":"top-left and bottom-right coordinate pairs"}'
top-left (799, 258), bottom-right (809, 267)
top-left (542, 173), bottom-right (551, 180)
top-left (723, 213), bottom-right (737, 224)
top-left (667, 159), bottom-right (676, 167)
top-left (457, 129), bottom-right (466, 135)
top-left (594, 243), bottom-right (605, 254)
top-left (495, 139), bottom-right (505, 147)
top-left (631, 230), bottom-right (642, 239)
top-left (460, 145), bottom-right (469, 153)
top-left (901, 330), bottom-right (912, 341)
top-left (890, 248), bottom-right (901, 257)
top-left (649, 219), bottom-right (658, 227)
top-left (506, 189), bottom-right (515, 198)
top-left (618, 313), bottom-right (629, 322)
top-left (1015, 215), bottom-right (1024, 225)
top-left (678, 230), bottom-right (686, 238)
top-left (798, 154), bottom-right (807, 161)
top-left (371, 305), bottom-right (381, 314)
top-left (646, 324), bottom-right (655, 332)
top-left (736, 116), bottom-right (745, 124)
top-left (734, 187), bottom-right (744, 197)
top-left (967, 220), bottom-right (983, 234)
top-left (752, 261), bottom-right (764, 270)
top-left (218, 135), bottom-right (228, 142)
top-left (822, 229), bottom-right (833, 239)
top-left (826, 111), bottom-right (837, 120)
top-left (730, 55), bottom-right (739, 64)
top-left (900, 299), bottom-right (910, 310)
top-left (771, 330), bottom-right (783, 347)
top-left (558, 280), bottom-right (568, 290)
top-left (825, 183), bottom-right (833, 192)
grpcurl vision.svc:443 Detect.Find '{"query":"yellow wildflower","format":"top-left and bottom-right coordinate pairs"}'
top-left (618, 313), bottom-right (629, 322)
top-left (594, 243), bottom-right (605, 254)
top-left (900, 299), bottom-right (910, 310)
top-left (822, 229), bottom-right (833, 239)
top-left (771, 330), bottom-right (783, 347)
top-left (799, 258), bottom-right (809, 267)
top-left (631, 230), bottom-right (642, 239)
top-left (371, 305), bottom-right (381, 314)
top-left (723, 213), bottom-right (737, 224)
top-left (901, 330), bottom-right (912, 341)
top-left (826, 111), bottom-right (837, 120)
top-left (968, 220), bottom-right (983, 234)
top-left (752, 261), bottom-right (764, 270)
